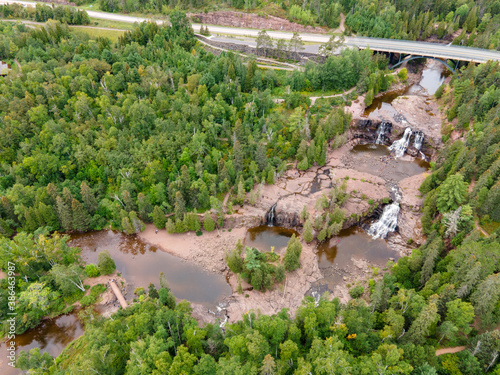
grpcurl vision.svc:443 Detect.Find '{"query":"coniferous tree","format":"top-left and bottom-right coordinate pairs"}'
top-left (121, 215), bottom-right (135, 235)
top-left (174, 191), bottom-right (186, 221)
top-left (235, 177), bottom-right (245, 205)
top-left (80, 181), bottom-right (98, 215)
top-left (152, 205), bottom-right (167, 229)
top-left (203, 212), bottom-right (215, 232)
top-left (56, 196), bottom-right (73, 232)
top-left (137, 193), bottom-right (153, 221)
top-left (72, 199), bottom-right (91, 232)
top-left (38, 202), bottom-right (59, 230)
top-left (303, 219), bottom-right (314, 243)
top-left (405, 299), bottom-right (439, 345)
top-left (284, 234), bottom-right (302, 271)
top-left (436, 173), bottom-right (468, 213)
top-left (129, 211), bottom-right (145, 233)
top-left (148, 283), bottom-right (159, 299)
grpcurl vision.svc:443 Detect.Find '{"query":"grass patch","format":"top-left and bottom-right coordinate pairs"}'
top-left (88, 18), bottom-right (137, 30)
top-left (90, 284), bottom-right (107, 299)
top-left (71, 27), bottom-right (126, 41)
top-left (482, 221), bottom-right (500, 235)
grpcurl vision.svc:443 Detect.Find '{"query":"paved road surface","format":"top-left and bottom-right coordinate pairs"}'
top-left (2, 0), bottom-right (500, 63)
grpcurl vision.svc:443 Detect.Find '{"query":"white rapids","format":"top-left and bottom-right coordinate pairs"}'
top-left (389, 127), bottom-right (413, 158)
top-left (375, 121), bottom-right (390, 144)
top-left (413, 131), bottom-right (424, 150)
top-left (368, 188), bottom-right (401, 239)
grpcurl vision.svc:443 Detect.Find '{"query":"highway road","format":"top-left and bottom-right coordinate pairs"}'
top-left (2, 0), bottom-right (500, 63)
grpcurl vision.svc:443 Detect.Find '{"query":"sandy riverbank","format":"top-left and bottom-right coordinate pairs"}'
top-left (138, 223), bottom-right (323, 323)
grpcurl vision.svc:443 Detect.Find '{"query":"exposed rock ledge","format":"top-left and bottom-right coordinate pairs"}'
top-left (347, 85), bottom-right (444, 160)
top-left (189, 11), bottom-right (327, 34)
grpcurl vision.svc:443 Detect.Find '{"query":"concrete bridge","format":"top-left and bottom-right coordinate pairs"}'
top-left (347, 36), bottom-right (500, 64)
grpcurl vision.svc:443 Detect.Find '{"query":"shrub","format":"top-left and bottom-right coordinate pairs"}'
top-left (434, 83), bottom-right (445, 99)
top-left (349, 285), bottom-right (364, 299)
top-left (84, 264), bottom-right (100, 278)
top-left (80, 295), bottom-right (96, 307)
top-left (90, 284), bottom-right (107, 298)
top-left (397, 68), bottom-right (408, 81)
top-left (98, 250), bottom-right (116, 275)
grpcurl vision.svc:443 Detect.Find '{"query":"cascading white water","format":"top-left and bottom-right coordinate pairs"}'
top-left (266, 203), bottom-right (277, 226)
top-left (368, 187), bottom-right (401, 239)
top-left (389, 127), bottom-right (413, 158)
top-left (368, 203), bottom-right (400, 239)
top-left (413, 132), bottom-right (424, 150)
top-left (375, 122), bottom-right (389, 144)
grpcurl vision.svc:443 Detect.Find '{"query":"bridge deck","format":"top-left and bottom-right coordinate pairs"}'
top-left (109, 280), bottom-right (128, 309)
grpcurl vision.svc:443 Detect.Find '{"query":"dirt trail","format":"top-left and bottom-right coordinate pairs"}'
top-left (436, 346), bottom-right (466, 356)
top-left (222, 186), bottom-right (234, 209)
top-left (309, 86), bottom-right (356, 106)
top-left (475, 220), bottom-right (490, 237)
top-left (333, 13), bottom-right (345, 33)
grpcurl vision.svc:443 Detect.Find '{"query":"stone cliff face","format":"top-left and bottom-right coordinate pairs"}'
top-left (274, 200), bottom-right (302, 227)
top-left (350, 117), bottom-right (440, 160)
top-left (190, 11), bottom-right (327, 33)
top-left (349, 93), bottom-right (444, 161)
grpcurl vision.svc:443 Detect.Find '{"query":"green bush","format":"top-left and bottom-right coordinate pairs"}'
top-left (90, 284), bottom-right (107, 299)
top-left (349, 285), bottom-right (364, 299)
top-left (434, 83), bottom-right (445, 99)
top-left (84, 264), bottom-right (100, 278)
top-left (80, 295), bottom-right (96, 307)
top-left (98, 250), bottom-right (116, 275)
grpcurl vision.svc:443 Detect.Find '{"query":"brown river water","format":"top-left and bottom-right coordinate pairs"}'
top-left (0, 312), bottom-right (83, 375)
top-left (70, 230), bottom-right (232, 305)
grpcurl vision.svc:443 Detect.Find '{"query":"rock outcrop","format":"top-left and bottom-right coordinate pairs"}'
top-left (190, 11), bottom-right (327, 34)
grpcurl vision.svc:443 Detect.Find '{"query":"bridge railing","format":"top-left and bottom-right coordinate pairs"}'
top-left (348, 36), bottom-right (500, 55)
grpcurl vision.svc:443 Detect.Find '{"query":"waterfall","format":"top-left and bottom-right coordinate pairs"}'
top-left (368, 187), bottom-right (401, 239)
top-left (375, 121), bottom-right (389, 144)
top-left (389, 127), bottom-right (412, 158)
top-left (266, 203), bottom-right (277, 226)
top-left (368, 203), bottom-right (400, 239)
top-left (413, 132), bottom-right (424, 150)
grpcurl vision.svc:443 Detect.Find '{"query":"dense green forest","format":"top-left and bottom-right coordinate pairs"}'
top-left (344, 0), bottom-right (500, 49)
top-left (0, 15), bottom-right (381, 238)
top-left (0, 233), bottom-right (113, 336)
top-left (0, 4), bottom-right (90, 25)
